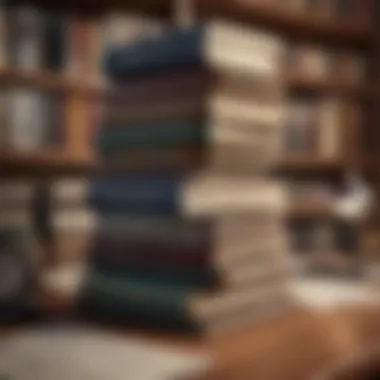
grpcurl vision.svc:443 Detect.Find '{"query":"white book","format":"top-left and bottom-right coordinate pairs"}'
top-left (8, 89), bottom-right (47, 151)
top-left (12, 5), bottom-right (43, 71)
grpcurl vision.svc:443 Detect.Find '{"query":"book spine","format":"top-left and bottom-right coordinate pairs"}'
top-left (98, 122), bottom-right (204, 156)
top-left (90, 257), bottom-right (217, 287)
top-left (105, 68), bottom-right (209, 110)
top-left (11, 5), bottom-right (43, 71)
top-left (104, 26), bottom-right (204, 81)
top-left (79, 272), bottom-right (195, 327)
top-left (41, 11), bottom-right (67, 72)
top-left (88, 177), bottom-right (182, 215)
top-left (91, 235), bottom-right (210, 268)
top-left (8, 89), bottom-right (47, 151)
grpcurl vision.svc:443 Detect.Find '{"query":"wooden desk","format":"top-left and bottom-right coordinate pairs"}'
top-left (1, 303), bottom-right (380, 380)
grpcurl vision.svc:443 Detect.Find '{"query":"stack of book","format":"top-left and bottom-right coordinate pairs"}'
top-left (78, 20), bottom-right (294, 335)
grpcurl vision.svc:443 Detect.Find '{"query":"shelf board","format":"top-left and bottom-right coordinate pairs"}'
top-left (281, 155), bottom-right (344, 172)
top-left (0, 68), bottom-right (104, 95)
top-left (196, 0), bottom-right (371, 47)
top-left (0, 150), bottom-right (95, 178)
top-left (289, 202), bottom-right (332, 219)
top-left (286, 72), bottom-right (373, 98)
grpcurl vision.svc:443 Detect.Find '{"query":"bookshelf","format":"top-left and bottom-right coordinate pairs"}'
top-left (286, 72), bottom-right (373, 98)
top-left (0, 2), bottom-right (378, 378)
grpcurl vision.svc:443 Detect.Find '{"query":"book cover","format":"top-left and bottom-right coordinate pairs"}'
top-left (79, 271), bottom-right (284, 330)
top-left (88, 175), bottom-right (287, 218)
top-left (103, 21), bottom-right (282, 81)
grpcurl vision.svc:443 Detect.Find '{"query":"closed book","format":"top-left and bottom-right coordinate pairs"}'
top-left (90, 252), bottom-right (292, 288)
top-left (104, 20), bottom-right (283, 81)
top-left (98, 115), bottom-right (282, 157)
top-left (103, 95), bottom-right (284, 129)
top-left (41, 11), bottom-right (68, 72)
top-left (50, 179), bottom-right (90, 208)
top-left (79, 271), bottom-right (286, 333)
top-left (8, 5), bottom-right (43, 71)
top-left (88, 175), bottom-right (287, 218)
top-left (318, 98), bottom-right (342, 159)
top-left (8, 89), bottom-right (50, 151)
top-left (90, 215), bottom-right (288, 269)
top-left (106, 68), bottom-right (283, 112)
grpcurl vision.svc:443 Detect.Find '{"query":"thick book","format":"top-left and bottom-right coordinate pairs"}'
top-left (8, 5), bottom-right (43, 71)
top-left (89, 253), bottom-right (291, 288)
top-left (79, 271), bottom-right (287, 333)
top-left (105, 68), bottom-right (282, 113)
top-left (88, 175), bottom-right (287, 218)
top-left (103, 20), bottom-right (283, 81)
top-left (89, 215), bottom-right (288, 269)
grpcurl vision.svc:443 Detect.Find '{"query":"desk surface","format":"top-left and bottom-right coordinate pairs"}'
top-left (1, 302), bottom-right (380, 380)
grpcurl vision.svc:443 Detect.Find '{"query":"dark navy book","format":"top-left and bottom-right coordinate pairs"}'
top-left (89, 176), bottom-right (191, 216)
top-left (103, 24), bottom-right (211, 81)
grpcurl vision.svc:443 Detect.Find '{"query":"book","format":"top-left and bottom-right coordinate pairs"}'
top-left (104, 20), bottom-right (283, 81)
top-left (285, 97), bottom-right (318, 154)
top-left (8, 4), bottom-right (43, 71)
top-left (7, 89), bottom-right (55, 151)
top-left (89, 215), bottom-right (287, 268)
top-left (41, 10), bottom-right (68, 72)
top-left (88, 175), bottom-right (287, 218)
top-left (105, 68), bottom-right (283, 112)
top-left (318, 97), bottom-right (343, 160)
top-left (90, 251), bottom-right (291, 288)
top-left (79, 270), bottom-right (288, 333)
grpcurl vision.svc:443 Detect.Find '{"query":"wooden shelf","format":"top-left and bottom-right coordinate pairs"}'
top-left (289, 202), bottom-right (332, 219)
top-left (0, 68), bottom-right (104, 96)
top-left (0, 150), bottom-right (95, 178)
top-left (286, 72), bottom-right (373, 98)
top-left (196, 1), bottom-right (372, 47)
top-left (281, 155), bottom-right (344, 172)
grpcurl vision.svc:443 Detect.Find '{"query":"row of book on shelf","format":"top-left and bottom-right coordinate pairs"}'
top-left (286, 44), bottom-right (366, 84)
top-left (285, 95), bottom-right (361, 159)
top-left (282, 0), bottom-right (373, 22)
top-left (0, 2), bottom-right (369, 85)
top-left (0, 91), bottom-right (356, 159)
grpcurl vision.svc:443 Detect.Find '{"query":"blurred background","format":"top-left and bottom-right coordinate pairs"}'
top-left (0, 1), bottom-right (380, 379)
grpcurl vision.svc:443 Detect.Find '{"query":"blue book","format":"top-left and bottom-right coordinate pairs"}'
top-left (89, 176), bottom-right (284, 217)
top-left (104, 24), bottom-right (205, 80)
top-left (89, 176), bottom-right (183, 215)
